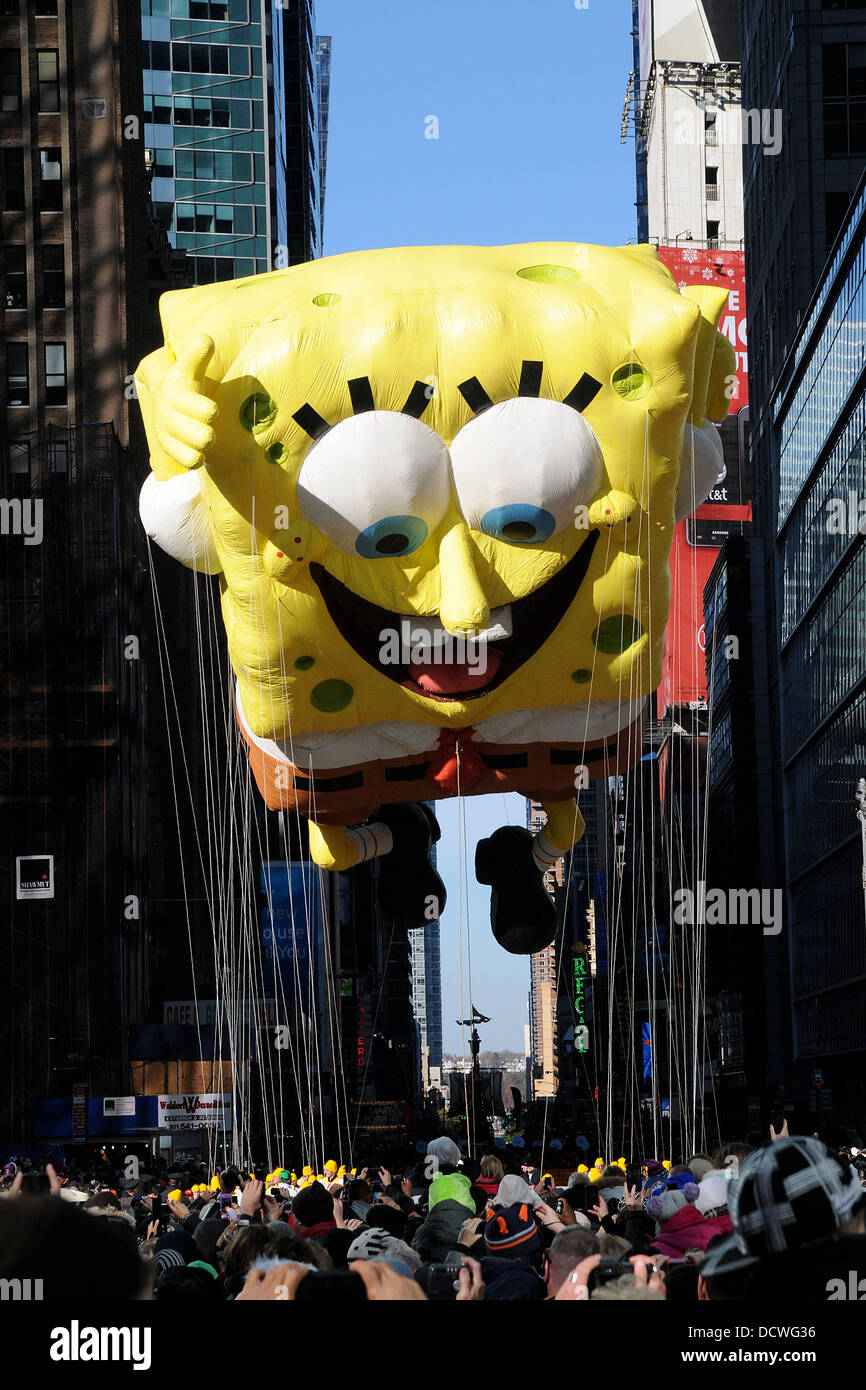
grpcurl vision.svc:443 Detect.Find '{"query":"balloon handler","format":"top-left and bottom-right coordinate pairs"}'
top-left (136, 242), bottom-right (734, 954)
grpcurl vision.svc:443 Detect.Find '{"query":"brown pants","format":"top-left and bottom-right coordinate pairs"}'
top-left (238, 712), bottom-right (645, 826)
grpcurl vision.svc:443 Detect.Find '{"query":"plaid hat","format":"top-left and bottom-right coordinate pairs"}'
top-left (729, 1138), bottom-right (864, 1261)
top-left (483, 1202), bottom-right (541, 1261)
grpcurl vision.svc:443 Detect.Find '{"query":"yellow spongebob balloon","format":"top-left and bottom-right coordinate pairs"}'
top-left (136, 242), bottom-right (733, 955)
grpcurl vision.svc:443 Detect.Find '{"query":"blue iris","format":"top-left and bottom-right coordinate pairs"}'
top-left (355, 515), bottom-right (428, 558)
top-left (481, 504), bottom-right (556, 545)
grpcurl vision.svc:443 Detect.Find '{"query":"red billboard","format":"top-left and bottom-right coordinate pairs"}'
top-left (656, 246), bottom-right (751, 712)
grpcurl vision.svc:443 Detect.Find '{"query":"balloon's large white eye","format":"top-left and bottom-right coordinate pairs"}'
top-left (297, 412), bottom-right (451, 558)
top-left (449, 397), bottom-right (604, 544)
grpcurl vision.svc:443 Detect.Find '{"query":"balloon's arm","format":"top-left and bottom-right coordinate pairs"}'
top-left (680, 285), bottom-right (737, 426)
top-left (135, 332), bottom-right (219, 479)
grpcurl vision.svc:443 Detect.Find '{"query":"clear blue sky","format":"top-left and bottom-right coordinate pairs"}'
top-left (316, 0), bottom-right (636, 1051)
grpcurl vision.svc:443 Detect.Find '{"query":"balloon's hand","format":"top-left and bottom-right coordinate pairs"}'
top-left (153, 334), bottom-right (218, 471)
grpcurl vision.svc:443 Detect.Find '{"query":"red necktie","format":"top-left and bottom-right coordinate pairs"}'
top-left (428, 727), bottom-right (486, 795)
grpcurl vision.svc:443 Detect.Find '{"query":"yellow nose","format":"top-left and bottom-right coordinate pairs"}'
top-left (437, 523), bottom-right (490, 634)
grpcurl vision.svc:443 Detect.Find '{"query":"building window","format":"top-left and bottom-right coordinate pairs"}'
top-left (171, 42), bottom-right (231, 75)
top-left (1, 1), bottom-right (20, 16)
top-left (824, 43), bottom-right (866, 156)
top-left (189, 1), bottom-right (229, 17)
top-left (39, 147), bottom-right (62, 211)
top-left (6, 342), bottom-right (29, 406)
top-left (707, 220), bottom-right (720, 248)
top-left (35, 0), bottom-right (59, 13)
top-left (0, 49), bottom-right (21, 112)
top-left (42, 244), bottom-right (64, 308)
top-left (37, 50), bottom-right (59, 112)
top-left (44, 341), bottom-right (66, 404)
top-left (1, 148), bottom-right (24, 211)
top-left (706, 167), bottom-right (719, 200)
top-left (8, 440), bottom-right (29, 474)
top-left (4, 245), bottom-right (26, 308)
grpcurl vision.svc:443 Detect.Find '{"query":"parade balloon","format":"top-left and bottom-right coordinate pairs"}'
top-left (136, 242), bottom-right (733, 954)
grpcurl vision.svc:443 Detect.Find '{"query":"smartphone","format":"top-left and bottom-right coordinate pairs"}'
top-left (253, 1162), bottom-right (267, 1182)
top-left (218, 1193), bottom-right (233, 1212)
top-left (294, 1271), bottom-right (368, 1301)
top-left (150, 1190), bottom-right (164, 1226)
top-left (370, 1180), bottom-right (382, 1196)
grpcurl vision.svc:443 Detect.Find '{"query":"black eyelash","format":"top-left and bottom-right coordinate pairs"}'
top-left (292, 404), bottom-right (330, 440)
top-left (348, 376), bottom-right (375, 414)
top-left (563, 373), bottom-right (603, 412)
top-left (518, 360), bottom-right (544, 397)
top-left (402, 381), bottom-right (433, 419)
top-left (458, 377), bottom-right (494, 414)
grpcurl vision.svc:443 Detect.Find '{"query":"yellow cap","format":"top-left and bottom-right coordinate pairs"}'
top-left (662, 1160), bottom-right (672, 1171)
top-left (302, 1165), bottom-right (312, 1176)
top-left (210, 1176), bottom-right (220, 1191)
top-left (577, 1164), bottom-right (589, 1174)
top-left (616, 1157), bottom-right (626, 1168)
top-left (324, 1159), bottom-right (337, 1172)
top-left (595, 1157), bottom-right (604, 1167)
top-left (167, 1189), bottom-right (181, 1201)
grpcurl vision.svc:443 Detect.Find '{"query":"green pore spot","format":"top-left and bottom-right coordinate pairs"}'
top-left (611, 362), bottom-right (652, 401)
top-left (592, 616), bottom-right (644, 655)
top-left (516, 264), bottom-right (581, 285)
top-left (572, 668), bottom-right (593, 684)
top-left (239, 393), bottom-right (277, 433)
top-left (294, 655), bottom-right (315, 671)
top-left (311, 678), bottom-right (354, 712)
top-left (265, 442), bottom-right (288, 464)
top-left (313, 292), bottom-right (342, 307)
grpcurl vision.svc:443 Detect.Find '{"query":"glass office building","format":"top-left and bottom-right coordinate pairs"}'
top-left (771, 174), bottom-right (866, 1062)
top-left (141, 0), bottom-right (326, 285)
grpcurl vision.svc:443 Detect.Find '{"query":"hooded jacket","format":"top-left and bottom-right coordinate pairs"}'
top-left (651, 1204), bottom-right (727, 1258)
top-left (411, 1173), bottom-right (475, 1263)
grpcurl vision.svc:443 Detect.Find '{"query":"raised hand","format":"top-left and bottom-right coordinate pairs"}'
top-left (148, 333), bottom-right (218, 472)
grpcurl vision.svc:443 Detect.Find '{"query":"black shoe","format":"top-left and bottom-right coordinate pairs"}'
top-left (475, 826), bottom-right (556, 955)
top-left (372, 802), bottom-right (446, 930)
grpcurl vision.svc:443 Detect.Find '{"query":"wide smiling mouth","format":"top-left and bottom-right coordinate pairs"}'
top-left (309, 531), bottom-right (600, 703)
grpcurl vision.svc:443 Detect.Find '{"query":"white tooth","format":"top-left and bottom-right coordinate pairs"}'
top-left (400, 605), bottom-right (512, 647)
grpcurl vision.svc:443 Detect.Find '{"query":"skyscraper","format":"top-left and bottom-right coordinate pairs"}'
top-left (741, 1), bottom-right (866, 1130)
top-left (141, 0), bottom-right (326, 285)
top-left (0, 0), bottom-right (183, 1143)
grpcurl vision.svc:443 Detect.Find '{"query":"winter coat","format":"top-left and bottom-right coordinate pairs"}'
top-left (411, 1199), bottom-right (472, 1263)
top-left (650, 1204), bottom-right (723, 1258)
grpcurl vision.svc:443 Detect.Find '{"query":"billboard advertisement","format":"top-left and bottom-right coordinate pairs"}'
top-left (656, 246), bottom-right (751, 711)
top-left (651, 0), bottom-right (740, 64)
top-left (638, 0), bottom-right (654, 86)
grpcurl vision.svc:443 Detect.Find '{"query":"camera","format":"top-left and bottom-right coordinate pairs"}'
top-left (587, 1257), bottom-right (633, 1291)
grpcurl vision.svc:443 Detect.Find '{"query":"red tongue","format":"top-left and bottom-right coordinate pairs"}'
top-left (410, 646), bottom-right (503, 695)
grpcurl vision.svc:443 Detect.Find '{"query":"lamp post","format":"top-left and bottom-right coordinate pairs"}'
top-left (456, 1006), bottom-right (490, 1156)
